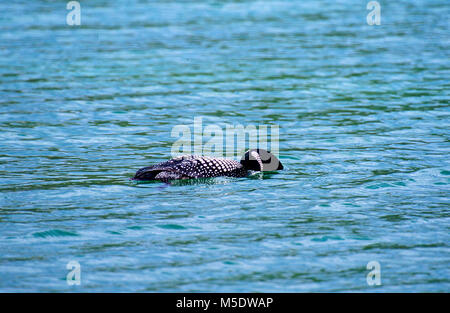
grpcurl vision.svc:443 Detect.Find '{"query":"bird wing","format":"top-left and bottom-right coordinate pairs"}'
top-left (132, 155), bottom-right (199, 180)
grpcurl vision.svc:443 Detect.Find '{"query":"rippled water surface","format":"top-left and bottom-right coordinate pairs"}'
top-left (1, 0), bottom-right (449, 292)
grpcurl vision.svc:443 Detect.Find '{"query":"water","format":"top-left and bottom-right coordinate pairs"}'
top-left (0, 0), bottom-right (449, 292)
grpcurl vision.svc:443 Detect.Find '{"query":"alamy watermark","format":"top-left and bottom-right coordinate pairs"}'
top-left (366, 261), bottom-right (381, 286)
top-left (66, 1), bottom-right (81, 26)
top-left (170, 117), bottom-right (279, 159)
top-left (366, 1), bottom-right (381, 25)
top-left (66, 261), bottom-right (81, 286)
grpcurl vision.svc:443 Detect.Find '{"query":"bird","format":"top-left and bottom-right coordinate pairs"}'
top-left (132, 149), bottom-right (283, 183)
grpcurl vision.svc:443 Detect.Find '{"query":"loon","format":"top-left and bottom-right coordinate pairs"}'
top-left (132, 149), bottom-right (283, 183)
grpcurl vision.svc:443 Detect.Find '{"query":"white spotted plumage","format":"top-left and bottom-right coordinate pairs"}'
top-left (133, 155), bottom-right (248, 182)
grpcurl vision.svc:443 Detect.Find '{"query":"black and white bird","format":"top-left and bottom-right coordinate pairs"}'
top-left (132, 149), bottom-right (283, 183)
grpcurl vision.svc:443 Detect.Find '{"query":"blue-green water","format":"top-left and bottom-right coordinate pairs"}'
top-left (0, 0), bottom-right (449, 292)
